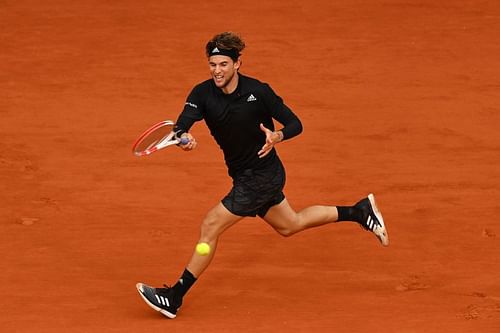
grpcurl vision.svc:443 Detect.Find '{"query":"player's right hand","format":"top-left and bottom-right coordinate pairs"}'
top-left (179, 133), bottom-right (197, 151)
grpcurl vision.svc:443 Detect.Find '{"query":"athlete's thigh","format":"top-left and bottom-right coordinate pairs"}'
top-left (201, 202), bottom-right (243, 237)
top-left (261, 198), bottom-right (298, 233)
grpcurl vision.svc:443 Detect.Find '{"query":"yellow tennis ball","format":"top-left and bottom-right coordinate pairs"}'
top-left (196, 242), bottom-right (211, 256)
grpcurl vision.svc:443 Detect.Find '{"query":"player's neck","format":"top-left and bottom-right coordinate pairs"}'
top-left (221, 72), bottom-right (239, 95)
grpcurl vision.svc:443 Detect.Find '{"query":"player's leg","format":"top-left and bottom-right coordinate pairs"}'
top-left (137, 202), bottom-right (242, 318)
top-left (262, 198), bottom-right (339, 236)
top-left (263, 194), bottom-right (389, 245)
top-left (186, 202), bottom-right (243, 277)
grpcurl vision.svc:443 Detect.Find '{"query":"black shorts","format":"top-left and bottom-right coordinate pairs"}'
top-left (222, 159), bottom-right (286, 218)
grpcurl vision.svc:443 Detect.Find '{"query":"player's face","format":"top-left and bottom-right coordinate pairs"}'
top-left (208, 55), bottom-right (241, 93)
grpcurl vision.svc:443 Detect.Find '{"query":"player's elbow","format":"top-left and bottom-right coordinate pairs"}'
top-left (296, 119), bottom-right (303, 136)
top-left (291, 118), bottom-right (303, 138)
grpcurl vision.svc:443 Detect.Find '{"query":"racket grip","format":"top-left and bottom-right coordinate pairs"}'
top-left (179, 137), bottom-right (190, 145)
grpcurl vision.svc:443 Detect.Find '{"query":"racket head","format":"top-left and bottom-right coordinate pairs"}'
top-left (132, 120), bottom-right (178, 156)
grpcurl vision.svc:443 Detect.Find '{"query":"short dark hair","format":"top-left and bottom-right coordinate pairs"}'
top-left (205, 32), bottom-right (245, 61)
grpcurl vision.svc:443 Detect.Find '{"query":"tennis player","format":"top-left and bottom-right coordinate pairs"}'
top-left (136, 32), bottom-right (389, 318)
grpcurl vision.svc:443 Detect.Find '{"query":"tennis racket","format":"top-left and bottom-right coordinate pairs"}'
top-left (132, 120), bottom-right (189, 157)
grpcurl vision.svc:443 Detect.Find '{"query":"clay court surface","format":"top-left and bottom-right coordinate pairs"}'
top-left (1, 0), bottom-right (500, 332)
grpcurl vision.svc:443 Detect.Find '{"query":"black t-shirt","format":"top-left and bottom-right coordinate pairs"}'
top-left (174, 74), bottom-right (302, 177)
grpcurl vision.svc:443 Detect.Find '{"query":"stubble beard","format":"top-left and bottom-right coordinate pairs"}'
top-left (214, 71), bottom-right (236, 90)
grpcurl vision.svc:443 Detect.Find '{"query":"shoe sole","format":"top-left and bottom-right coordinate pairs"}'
top-left (367, 193), bottom-right (389, 246)
top-left (136, 283), bottom-right (177, 319)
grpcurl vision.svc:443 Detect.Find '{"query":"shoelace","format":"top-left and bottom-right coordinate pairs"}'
top-left (156, 284), bottom-right (172, 293)
top-left (154, 284), bottom-right (173, 297)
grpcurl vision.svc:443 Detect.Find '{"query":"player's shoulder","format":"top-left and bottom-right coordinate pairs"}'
top-left (187, 79), bottom-right (217, 102)
top-left (192, 79), bottom-right (213, 92)
top-left (240, 74), bottom-right (266, 87)
top-left (239, 74), bottom-right (273, 94)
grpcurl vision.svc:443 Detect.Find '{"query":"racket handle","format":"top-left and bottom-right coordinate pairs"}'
top-left (179, 137), bottom-right (190, 145)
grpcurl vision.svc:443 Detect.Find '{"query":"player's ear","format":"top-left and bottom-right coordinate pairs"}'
top-left (234, 58), bottom-right (242, 70)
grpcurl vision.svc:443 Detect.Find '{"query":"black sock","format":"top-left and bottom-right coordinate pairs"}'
top-left (172, 269), bottom-right (197, 300)
top-left (337, 206), bottom-right (364, 223)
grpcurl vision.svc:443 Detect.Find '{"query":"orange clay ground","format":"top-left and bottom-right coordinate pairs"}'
top-left (1, 1), bottom-right (499, 332)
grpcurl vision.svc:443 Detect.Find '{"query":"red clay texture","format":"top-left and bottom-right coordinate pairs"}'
top-left (1, 1), bottom-right (499, 332)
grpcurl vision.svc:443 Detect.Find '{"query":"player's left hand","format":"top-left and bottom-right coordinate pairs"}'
top-left (258, 123), bottom-right (283, 158)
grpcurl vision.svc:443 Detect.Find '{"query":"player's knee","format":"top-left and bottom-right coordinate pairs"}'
top-left (267, 215), bottom-right (300, 237)
top-left (200, 213), bottom-right (226, 239)
top-left (200, 217), bottom-right (217, 236)
top-left (274, 223), bottom-right (299, 237)
top-left (277, 228), bottom-right (296, 237)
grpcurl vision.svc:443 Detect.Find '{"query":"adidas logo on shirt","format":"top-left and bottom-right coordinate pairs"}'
top-left (246, 94), bottom-right (257, 102)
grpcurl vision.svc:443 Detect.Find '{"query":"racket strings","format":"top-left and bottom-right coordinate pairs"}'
top-left (132, 121), bottom-right (178, 156)
top-left (136, 128), bottom-right (172, 153)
